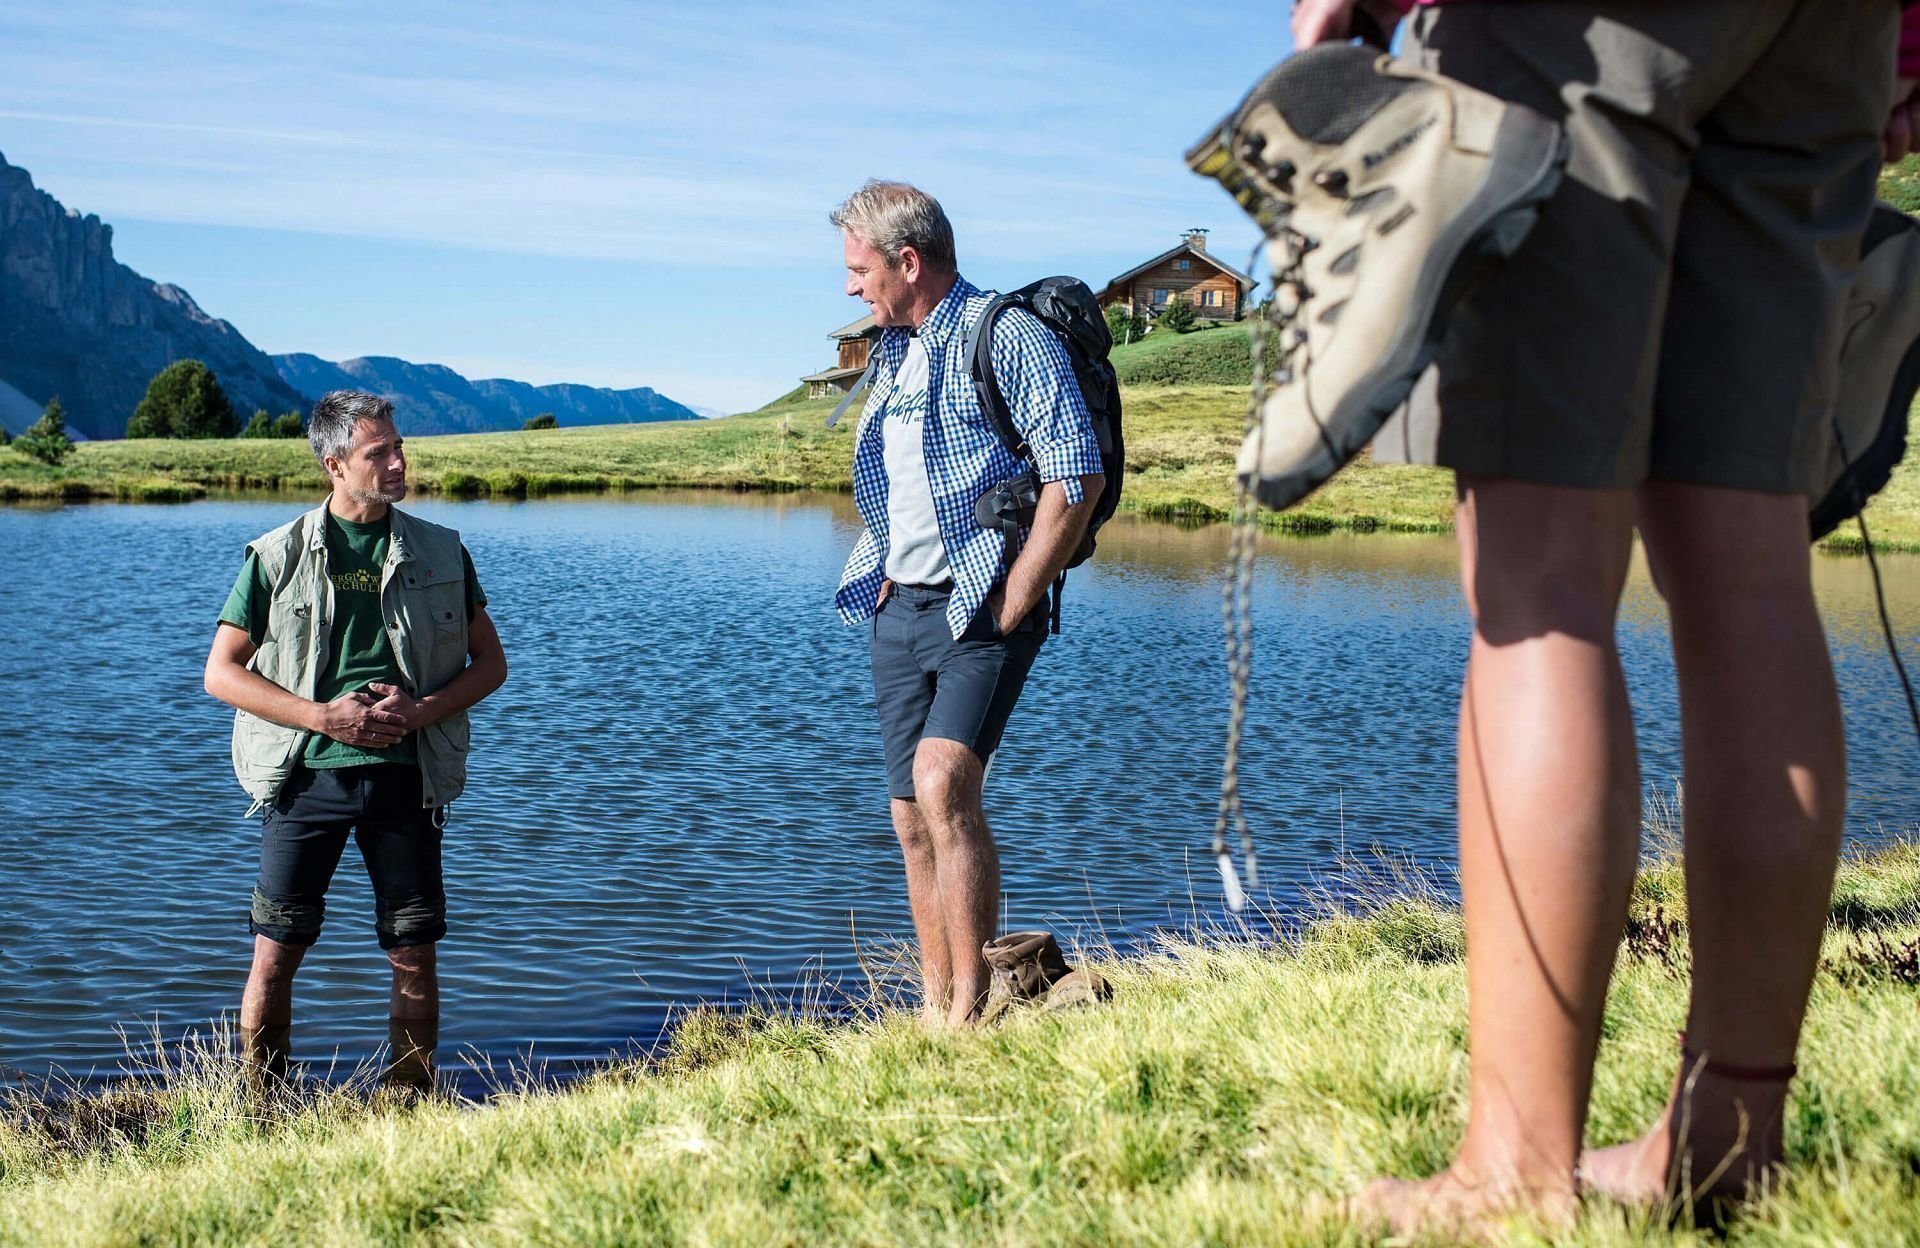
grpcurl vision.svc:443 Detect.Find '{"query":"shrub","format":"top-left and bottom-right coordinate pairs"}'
top-left (241, 409), bottom-right (274, 438)
top-left (15, 398), bottom-right (75, 465)
top-left (1104, 304), bottom-right (1143, 347)
top-left (524, 412), bottom-right (559, 431)
top-left (273, 411), bottom-right (305, 438)
top-left (0, 424), bottom-right (10, 446)
top-left (126, 360), bottom-right (237, 439)
top-left (1157, 294), bottom-right (1197, 335)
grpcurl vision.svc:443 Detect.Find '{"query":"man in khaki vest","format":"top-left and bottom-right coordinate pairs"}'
top-left (203, 390), bottom-right (507, 1090)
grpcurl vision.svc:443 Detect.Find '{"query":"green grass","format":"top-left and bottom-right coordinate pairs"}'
top-left (2, 839), bottom-right (1917, 1246)
top-left (8, 325), bottom-right (1920, 550)
top-left (1880, 156), bottom-right (1920, 217)
top-left (1110, 320), bottom-right (1267, 387)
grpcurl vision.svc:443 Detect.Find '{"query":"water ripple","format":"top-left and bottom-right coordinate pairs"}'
top-left (1, 494), bottom-right (1915, 1085)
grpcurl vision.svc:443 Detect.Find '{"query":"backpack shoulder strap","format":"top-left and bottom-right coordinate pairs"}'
top-left (824, 355), bottom-right (878, 429)
top-left (964, 293), bottom-right (1033, 463)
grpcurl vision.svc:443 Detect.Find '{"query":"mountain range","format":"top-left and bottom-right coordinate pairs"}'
top-left (271, 355), bottom-right (696, 435)
top-left (0, 150), bottom-right (698, 440)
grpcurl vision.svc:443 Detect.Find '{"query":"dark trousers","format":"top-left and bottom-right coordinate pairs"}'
top-left (250, 765), bottom-right (447, 949)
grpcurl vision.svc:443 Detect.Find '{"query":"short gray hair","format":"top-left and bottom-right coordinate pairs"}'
top-left (309, 390), bottom-right (395, 468)
top-left (829, 180), bottom-right (956, 271)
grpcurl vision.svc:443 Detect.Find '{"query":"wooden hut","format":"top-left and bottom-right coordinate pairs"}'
top-left (1095, 229), bottom-right (1257, 322)
top-left (800, 314), bottom-right (880, 399)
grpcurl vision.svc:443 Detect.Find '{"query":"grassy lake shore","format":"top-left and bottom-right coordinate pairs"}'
top-left (6, 378), bottom-right (1917, 553)
top-left (2, 841), bottom-right (1917, 1246)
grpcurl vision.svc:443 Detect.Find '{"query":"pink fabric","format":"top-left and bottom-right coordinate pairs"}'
top-left (1382, 1), bottom-right (1920, 82)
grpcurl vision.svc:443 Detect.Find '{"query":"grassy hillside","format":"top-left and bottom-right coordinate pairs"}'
top-left (1110, 320), bottom-right (1264, 387)
top-left (6, 319), bottom-right (1920, 550)
top-left (2, 841), bottom-right (1918, 1245)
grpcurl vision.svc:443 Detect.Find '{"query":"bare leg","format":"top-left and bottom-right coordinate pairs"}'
top-left (1582, 483), bottom-right (1845, 1205)
top-left (240, 934), bottom-right (306, 1081)
top-left (913, 738), bottom-right (1001, 1027)
top-left (891, 797), bottom-right (954, 1025)
top-left (1358, 478), bottom-right (1639, 1234)
top-left (383, 942), bottom-right (439, 1092)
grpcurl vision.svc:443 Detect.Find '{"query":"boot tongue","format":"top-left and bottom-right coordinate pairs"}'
top-left (1249, 42), bottom-right (1419, 147)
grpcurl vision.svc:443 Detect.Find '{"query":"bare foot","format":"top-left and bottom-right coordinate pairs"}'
top-left (1348, 1166), bottom-right (1578, 1241)
top-left (1578, 1118), bottom-right (1671, 1206)
top-left (1579, 1065), bottom-right (1791, 1215)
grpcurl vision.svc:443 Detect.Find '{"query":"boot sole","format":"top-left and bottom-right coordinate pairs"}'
top-left (1247, 106), bottom-right (1571, 510)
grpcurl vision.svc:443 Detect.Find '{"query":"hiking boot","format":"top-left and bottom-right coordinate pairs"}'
top-left (1187, 42), bottom-right (1568, 511)
top-left (1042, 967), bottom-right (1113, 1012)
top-left (1810, 203), bottom-right (1920, 542)
top-left (981, 931), bottom-right (1073, 1023)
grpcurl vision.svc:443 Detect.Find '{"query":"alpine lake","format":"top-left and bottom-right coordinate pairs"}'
top-left (2, 492), bottom-right (1916, 1096)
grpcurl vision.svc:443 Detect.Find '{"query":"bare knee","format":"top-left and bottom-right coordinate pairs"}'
top-left (248, 933), bottom-right (307, 985)
top-left (1457, 478), bottom-right (1634, 643)
top-left (911, 745), bottom-right (981, 820)
top-left (1638, 483), bottom-right (1813, 620)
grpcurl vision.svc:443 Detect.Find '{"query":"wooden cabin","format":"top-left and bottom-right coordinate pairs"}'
top-left (1095, 229), bottom-right (1257, 323)
top-left (800, 314), bottom-right (880, 398)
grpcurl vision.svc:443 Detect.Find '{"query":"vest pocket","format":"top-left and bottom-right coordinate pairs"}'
top-left (426, 716), bottom-right (470, 756)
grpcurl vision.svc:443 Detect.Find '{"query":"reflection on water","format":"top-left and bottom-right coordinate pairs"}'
top-left (0, 493), bottom-right (1914, 1089)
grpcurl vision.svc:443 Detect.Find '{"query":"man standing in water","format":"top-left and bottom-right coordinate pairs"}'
top-left (204, 391), bottom-right (507, 1089)
top-left (830, 181), bottom-right (1105, 1026)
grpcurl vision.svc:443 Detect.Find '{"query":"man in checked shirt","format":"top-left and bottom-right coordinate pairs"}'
top-left (830, 180), bottom-right (1106, 1028)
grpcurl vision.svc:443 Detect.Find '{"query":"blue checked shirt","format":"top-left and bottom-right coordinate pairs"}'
top-left (835, 276), bottom-right (1105, 640)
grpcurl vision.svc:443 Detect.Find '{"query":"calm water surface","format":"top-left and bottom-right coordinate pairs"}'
top-left (1, 494), bottom-right (1915, 1089)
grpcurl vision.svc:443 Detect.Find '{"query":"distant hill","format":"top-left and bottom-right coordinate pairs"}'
top-left (0, 150), bottom-right (702, 441)
top-left (751, 321), bottom-right (1261, 415)
top-left (0, 151), bottom-right (308, 440)
top-left (274, 354), bottom-right (699, 436)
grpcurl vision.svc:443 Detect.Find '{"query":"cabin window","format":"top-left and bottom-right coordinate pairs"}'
top-left (1153, 287), bottom-right (1170, 304)
top-left (1200, 289), bottom-right (1220, 307)
top-left (1177, 258), bottom-right (1191, 271)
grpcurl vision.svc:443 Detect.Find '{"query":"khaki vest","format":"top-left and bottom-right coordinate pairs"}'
top-left (231, 503), bottom-right (473, 811)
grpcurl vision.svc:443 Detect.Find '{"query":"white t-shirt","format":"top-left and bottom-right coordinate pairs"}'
top-left (881, 336), bottom-right (952, 586)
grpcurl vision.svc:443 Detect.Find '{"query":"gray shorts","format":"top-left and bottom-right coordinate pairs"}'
top-left (1374, 0), bottom-right (1901, 492)
top-left (869, 583), bottom-right (1047, 800)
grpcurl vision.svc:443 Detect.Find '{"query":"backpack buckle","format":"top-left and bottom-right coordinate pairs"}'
top-left (973, 469), bottom-right (1041, 533)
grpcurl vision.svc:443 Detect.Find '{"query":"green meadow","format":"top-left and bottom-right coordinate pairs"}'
top-left (6, 330), bottom-right (1915, 551)
top-left (2, 835), bottom-right (1917, 1246)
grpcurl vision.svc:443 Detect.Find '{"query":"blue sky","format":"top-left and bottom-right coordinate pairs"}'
top-left (0, 2), bottom-right (1296, 413)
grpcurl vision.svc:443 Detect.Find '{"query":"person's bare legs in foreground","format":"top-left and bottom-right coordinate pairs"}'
top-left (891, 738), bottom-right (1000, 1028)
top-left (1580, 483), bottom-right (1846, 1207)
top-left (1355, 478), bottom-right (1845, 1234)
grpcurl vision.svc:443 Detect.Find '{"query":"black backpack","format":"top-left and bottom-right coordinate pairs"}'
top-left (962, 277), bottom-right (1125, 578)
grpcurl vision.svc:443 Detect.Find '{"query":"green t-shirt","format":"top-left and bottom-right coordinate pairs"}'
top-left (218, 510), bottom-right (486, 770)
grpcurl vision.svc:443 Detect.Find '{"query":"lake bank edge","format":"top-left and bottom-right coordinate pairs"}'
top-left (2, 841), bottom-right (1917, 1245)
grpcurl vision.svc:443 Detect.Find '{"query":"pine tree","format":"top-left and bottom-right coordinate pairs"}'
top-left (127, 360), bottom-right (238, 438)
top-left (15, 397), bottom-right (75, 465)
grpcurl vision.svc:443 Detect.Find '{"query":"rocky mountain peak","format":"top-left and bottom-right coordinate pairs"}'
top-left (0, 151), bottom-right (307, 439)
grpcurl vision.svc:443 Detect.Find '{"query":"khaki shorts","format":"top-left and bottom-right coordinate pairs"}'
top-left (1374, 0), bottom-right (1901, 492)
